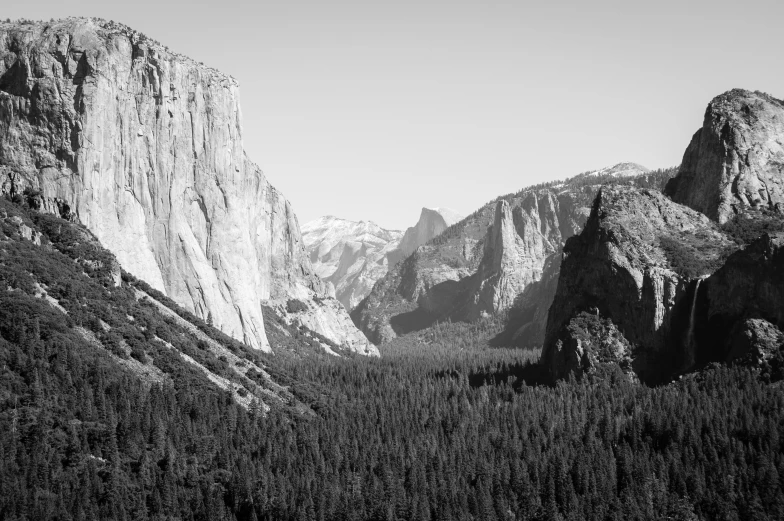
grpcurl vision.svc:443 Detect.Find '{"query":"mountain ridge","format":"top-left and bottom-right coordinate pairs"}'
top-left (351, 162), bottom-right (675, 347)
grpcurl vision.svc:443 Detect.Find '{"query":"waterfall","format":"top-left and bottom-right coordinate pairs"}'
top-left (685, 278), bottom-right (702, 368)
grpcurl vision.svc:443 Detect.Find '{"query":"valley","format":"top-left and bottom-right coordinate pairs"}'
top-left (0, 15), bottom-right (782, 521)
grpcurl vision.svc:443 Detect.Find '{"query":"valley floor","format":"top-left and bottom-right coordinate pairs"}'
top-left (4, 307), bottom-right (782, 520)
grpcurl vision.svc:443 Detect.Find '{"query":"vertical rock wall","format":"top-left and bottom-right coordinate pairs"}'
top-left (0, 18), bottom-right (370, 353)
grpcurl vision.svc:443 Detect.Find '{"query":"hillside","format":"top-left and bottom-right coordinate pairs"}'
top-left (0, 192), bottom-right (358, 408)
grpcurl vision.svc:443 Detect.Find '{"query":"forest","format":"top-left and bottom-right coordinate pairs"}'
top-left (0, 196), bottom-right (783, 521)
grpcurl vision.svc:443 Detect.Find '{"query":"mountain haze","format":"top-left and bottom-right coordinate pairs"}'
top-left (302, 216), bottom-right (403, 310)
top-left (303, 207), bottom-right (463, 310)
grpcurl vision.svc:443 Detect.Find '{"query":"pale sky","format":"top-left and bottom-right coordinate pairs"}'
top-left (5, 1), bottom-right (783, 229)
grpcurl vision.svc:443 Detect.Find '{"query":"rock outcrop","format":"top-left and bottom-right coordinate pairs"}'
top-left (397, 207), bottom-right (463, 258)
top-left (352, 165), bottom-right (672, 347)
top-left (467, 192), bottom-right (585, 317)
top-left (665, 90), bottom-right (784, 223)
top-left (0, 18), bottom-right (372, 354)
top-left (541, 186), bottom-right (735, 383)
top-left (302, 216), bottom-right (403, 310)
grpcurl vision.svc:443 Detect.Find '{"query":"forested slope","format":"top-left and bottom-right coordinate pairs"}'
top-left (1, 205), bottom-right (782, 520)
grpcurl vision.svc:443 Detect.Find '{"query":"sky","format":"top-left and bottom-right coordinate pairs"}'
top-left (5, 0), bottom-right (784, 230)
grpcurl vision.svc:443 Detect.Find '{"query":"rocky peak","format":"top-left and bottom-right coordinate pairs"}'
top-left (586, 162), bottom-right (650, 178)
top-left (665, 89), bottom-right (784, 223)
top-left (397, 207), bottom-right (464, 257)
top-left (470, 194), bottom-right (563, 316)
top-left (542, 90), bottom-right (784, 383)
top-left (352, 186), bottom-right (597, 346)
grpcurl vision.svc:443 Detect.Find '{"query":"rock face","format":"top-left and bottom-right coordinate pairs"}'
top-left (702, 233), bottom-right (784, 363)
top-left (665, 90), bottom-right (784, 223)
top-left (302, 216), bottom-right (403, 310)
top-left (0, 18), bottom-right (372, 354)
top-left (397, 207), bottom-right (463, 258)
top-left (467, 193), bottom-right (581, 317)
top-left (541, 186), bottom-right (734, 383)
top-left (351, 170), bottom-right (659, 347)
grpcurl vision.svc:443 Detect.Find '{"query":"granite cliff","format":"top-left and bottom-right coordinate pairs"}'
top-left (352, 163), bottom-right (673, 346)
top-left (397, 207), bottom-right (463, 258)
top-left (0, 18), bottom-right (373, 355)
top-left (665, 89), bottom-right (784, 223)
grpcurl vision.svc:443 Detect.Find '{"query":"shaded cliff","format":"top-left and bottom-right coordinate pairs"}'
top-left (665, 89), bottom-right (784, 223)
top-left (0, 18), bottom-right (372, 354)
top-left (540, 186), bottom-right (735, 384)
top-left (702, 232), bottom-right (784, 364)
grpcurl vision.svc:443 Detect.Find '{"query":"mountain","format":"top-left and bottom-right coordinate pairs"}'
top-left (302, 217), bottom-right (403, 310)
top-left (542, 89), bottom-right (784, 383)
top-left (396, 207), bottom-right (464, 259)
top-left (583, 162), bottom-right (651, 178)
top-left (0, 18), bottom-right (373, 355)
top-left (302, 207), bottom-right (463, 311)
top-left (351, 163), bottom-right (674, 346)
top-left (1, 25), bottom-right (782, 519)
